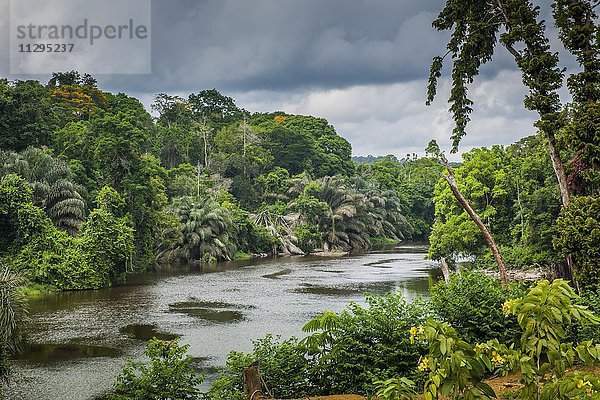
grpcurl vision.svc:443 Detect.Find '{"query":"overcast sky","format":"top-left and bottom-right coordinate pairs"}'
top-left (0, 0), bottom-right (573, 159)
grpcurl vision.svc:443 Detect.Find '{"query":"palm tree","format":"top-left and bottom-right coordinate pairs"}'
top-left (0, 148), bottom-right (86, 235)
top-left (160, 196), bottom-right (237, 263)
top-left (352, 177), bottom-right (414, 241)
top-left (0, 265), bottom-right (28, 380)
top-left (311, 176), bottom-right (370, 252)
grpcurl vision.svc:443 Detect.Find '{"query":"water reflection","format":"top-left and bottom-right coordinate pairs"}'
top-left (14, 343), bottom-right (121, 364)
top-left (119, 324), bottom-right (180, 341)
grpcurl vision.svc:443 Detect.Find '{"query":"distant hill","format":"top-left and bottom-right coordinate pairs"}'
top-left (352, 155), bottom-right (401, 164)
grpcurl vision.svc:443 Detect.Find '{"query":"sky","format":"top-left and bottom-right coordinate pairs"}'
top-left (0, 0), bottom-right (573, 159)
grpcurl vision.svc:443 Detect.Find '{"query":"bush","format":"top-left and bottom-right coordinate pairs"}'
top-left (415, 280), bottom-right (600, 400)
top-left (208, 335), bottom-right (313, 400)
top-left (108, 339), bottom-right (202, 400)
top-left (293, 222), bottom-right (322, 254)
top-left (301, 293), bottom-right (432, 396)
top-left (430, 270), bottom-right (527, 344)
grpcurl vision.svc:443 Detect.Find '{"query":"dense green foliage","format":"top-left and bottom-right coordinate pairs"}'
top-left (206, 276), bottom-right (600, 399)
top-left (430, 270), bottom-right (526, 344)
top-left (0, 174), bottom-right (134, 290)
top-left (0, 266), bottom-right (27, 385)
top-left (428, 140), bottom-right (563, 269)
top-left (300, 294), bottom-right (431, 396)
top-left (108, 339), bottom-right (203, 400)
top-left (0, 75), bottom-right (437, 291)
top-left (426, 0), bottom-right (600, 289)
top-left (4, 0), bottom-right (600, 397)
top-left (416, 280), bottom-right (600, 400)
top-left (554, 196), bottom-right (600, 289)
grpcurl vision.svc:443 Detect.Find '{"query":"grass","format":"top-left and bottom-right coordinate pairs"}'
top-left (370, 237), bottom-right (399, 246)
top-left (234, 251), bottom-right (252, 260)
top-left (17, 283), bottom-right (54, 298)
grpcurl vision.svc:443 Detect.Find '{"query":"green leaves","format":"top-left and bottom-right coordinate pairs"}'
top-left (374, 377), bottom-right (417, 400)
top-left (421, 279), bottom-right (600, 400)
top-left (108, 339), bottom-right (203, 400)
top-left (416, 320), bottom-right (503, 400)
top-left (507, 279), bottom-right (600, 360)
top-left (162, 196), bottom-right (237, 263)
top-left (554, 196), bottom-right (600, 289)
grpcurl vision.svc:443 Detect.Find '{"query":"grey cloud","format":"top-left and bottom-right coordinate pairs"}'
top-left (0, 0), bottom-right (578, 159)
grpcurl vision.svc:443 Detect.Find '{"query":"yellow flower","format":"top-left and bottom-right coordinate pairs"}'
top-left (418, 356), bottom-right (429, 372)
top-left (578, 380), bottom-right (586, 389)
top-left (502, 300), bottom-right (512, 316)
top-left (409, 326), bottom-right (424, 344)
top-left (491, 350), bottom-right (505, 365)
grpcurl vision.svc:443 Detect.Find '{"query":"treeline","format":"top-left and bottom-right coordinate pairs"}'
top-left (0, 71), bottom-right (438, 290)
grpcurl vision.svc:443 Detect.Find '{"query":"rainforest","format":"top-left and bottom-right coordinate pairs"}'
top-left (2, 0), bottom-right (600, 399)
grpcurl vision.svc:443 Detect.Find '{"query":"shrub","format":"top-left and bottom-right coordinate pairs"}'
top-left (208, 335), bottom-right (313, 400)
top-left (429, 270), bottom-right (527, 344)
top-left (108, 339), bottom-right (202, 400)
top-left (415, 280), bottom-right (600, 400)
top-left (293, 222), bottom-right (322, 254)
top-left (301, 293), bottom-right (432, 396)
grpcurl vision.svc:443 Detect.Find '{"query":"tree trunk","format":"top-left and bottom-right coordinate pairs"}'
top-left (438, 154), bottom-right (509, 284)
top-left (243, 365), bottom-right (265, 400)
top-left (440, 257), bottom-right (451, 284)
top-left (546, 131), bottom-right (570, 207)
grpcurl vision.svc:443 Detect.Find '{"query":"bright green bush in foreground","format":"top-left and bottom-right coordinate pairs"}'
top-left (413, 280), bottom-right (600, 400)
top-left (108, 339), bottom-right (202, 400)
top-left (429, 269), bottom-right (528, 344)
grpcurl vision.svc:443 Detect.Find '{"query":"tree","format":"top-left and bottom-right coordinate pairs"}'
top-left (262, 126), bottom-right (319, 175)
top-left (0, 148), bottom-right (86, 235)
top-left (427, 0), bottom-right (571, 206)
top-left (428, 0), bottom-right (600, 282)
top-left (161, 196), bottom-right (237, 263)
top-left (427, 141), bottom-right (508, 283)
top-left (188, 89), bottom-right (244, 125)
top-left (0, 79), bottom-right (57, 151)
top-left (352, 177), bottom-right (413, 241)
top-left (306, 176), bottom-right (369, 252)
top-left (554, 196), bottom-right (600, 289)
top-left (0, 265), bottom-right (27, 381)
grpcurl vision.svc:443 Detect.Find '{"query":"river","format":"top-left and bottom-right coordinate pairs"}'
top-left (8, 243), bottom-right (440, 400)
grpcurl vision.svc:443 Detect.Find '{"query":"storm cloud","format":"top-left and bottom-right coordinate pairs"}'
top-left (0, 0), bottom-right (574, 159)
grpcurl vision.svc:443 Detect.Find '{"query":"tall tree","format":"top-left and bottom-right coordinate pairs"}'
top-left (427, 0), bottom-right (578, 206)
top-left (0, 148), bottom-right (86, 236)
top-left (0, 79), bottom-right (57, 151)
top-left (427, 141), bottom-right (509, 283)
top-left (428, 0), bottom-right (600, 281)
